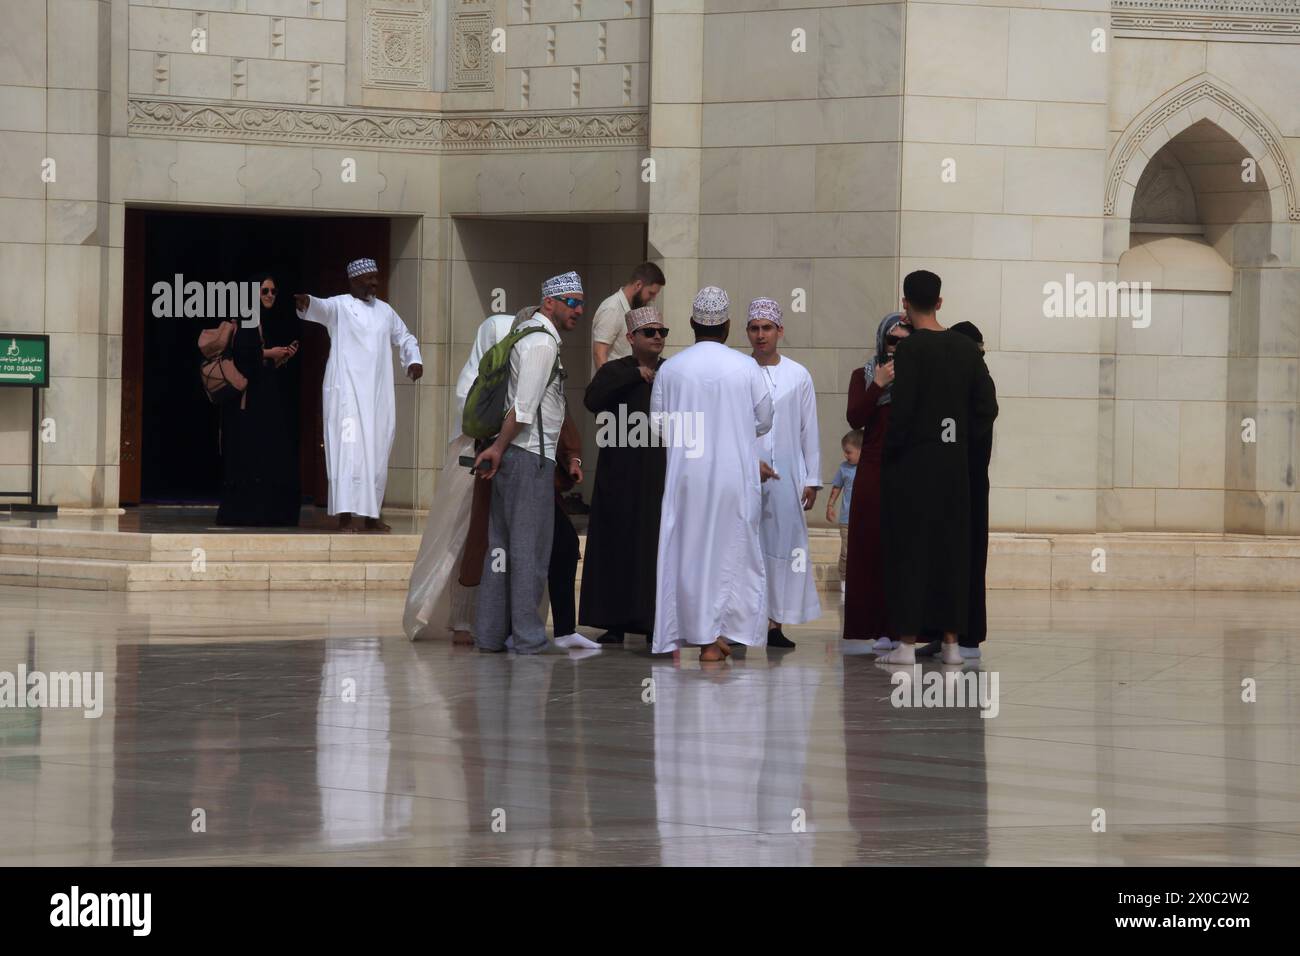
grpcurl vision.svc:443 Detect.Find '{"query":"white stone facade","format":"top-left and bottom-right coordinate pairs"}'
top-left (2, 0), bottom-right (1299, 535)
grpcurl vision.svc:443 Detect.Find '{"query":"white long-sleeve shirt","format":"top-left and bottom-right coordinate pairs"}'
top-left (506, 311), bottom-right (566, 462)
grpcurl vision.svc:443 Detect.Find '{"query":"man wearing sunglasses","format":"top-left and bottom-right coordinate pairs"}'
top-left (472, 272), bottom-right (586, 655)
top-left (580, 306), bottom-right (670, 645)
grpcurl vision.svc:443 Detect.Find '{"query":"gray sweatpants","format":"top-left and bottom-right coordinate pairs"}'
top-left (473, 444), bottom-right (555, 654)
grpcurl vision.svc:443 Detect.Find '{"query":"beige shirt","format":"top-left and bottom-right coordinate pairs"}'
top-left (590, 288), bottom-right (632, 372)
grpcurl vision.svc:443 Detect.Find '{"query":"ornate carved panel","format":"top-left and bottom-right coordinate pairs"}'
top-left (451, 10), bottom-right (494, 92)
top-left (365, 6), bottom-right (432, 90)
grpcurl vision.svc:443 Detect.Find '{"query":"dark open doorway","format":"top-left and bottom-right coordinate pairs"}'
top-left (120, 209), bottom-right (391, 506)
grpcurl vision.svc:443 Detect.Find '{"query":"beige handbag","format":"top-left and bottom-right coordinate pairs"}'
top-left (198, 320), bottom-right (249, 408)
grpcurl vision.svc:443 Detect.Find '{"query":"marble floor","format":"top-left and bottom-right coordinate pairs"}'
top-left (0, 584), bottom-right (1297, 866)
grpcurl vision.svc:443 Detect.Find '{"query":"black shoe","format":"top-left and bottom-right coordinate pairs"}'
top-left (767, 627), bottom-right (796, 649)
top-left (914, 640), bottom-right (942, 658)
top-left (597, 630), bottom-right (625, 644)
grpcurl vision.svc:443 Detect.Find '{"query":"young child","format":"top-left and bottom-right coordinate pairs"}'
top-left (826, 430), bottom-right (863, 596)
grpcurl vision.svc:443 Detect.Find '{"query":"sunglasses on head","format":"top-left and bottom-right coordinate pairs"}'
top-left (636, 327), bottom-right (669, 339)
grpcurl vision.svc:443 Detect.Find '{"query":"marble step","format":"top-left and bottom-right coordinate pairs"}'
top-left (3, 527), bottom-right (1300, 591)
top-left (0, 556), bottom-right (414, 591)
top-left (0, 527), bottom-right (420, 563)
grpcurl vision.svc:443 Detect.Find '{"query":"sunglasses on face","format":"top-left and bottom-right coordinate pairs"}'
top-left (636, 327), bottom-right (669, 339)
top-left (559, 296), bottom-right (584, 309)
top-left (884, 333), bottom-right (904, 347)
top-left (261, 287), bottom-right (276, 296)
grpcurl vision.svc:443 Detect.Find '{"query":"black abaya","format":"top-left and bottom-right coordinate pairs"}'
top-left (215, 321), bottom-right (301, 526)
top-left (881, 329), bottom-right (997, 636)
top-left (962, 427), bottom-right (993, 647)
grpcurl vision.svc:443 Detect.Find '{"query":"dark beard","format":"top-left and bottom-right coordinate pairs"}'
top-left (629, 289), bottom-right (646, 309)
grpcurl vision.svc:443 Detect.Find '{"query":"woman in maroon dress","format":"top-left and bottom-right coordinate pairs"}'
top-left (843, 312), bottom-right (909, 644)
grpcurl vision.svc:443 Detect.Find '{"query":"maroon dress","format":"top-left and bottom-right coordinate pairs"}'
top-left (843, 368), bottom-right (891, 640)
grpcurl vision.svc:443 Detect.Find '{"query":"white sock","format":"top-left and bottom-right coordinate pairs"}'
top-left (941, 643), bottom-right (963, 665)
top-left (554, 633), bottom-right (601, 650)
top-left (877, 643), bottom-right (916, 664)
top-left (872, 637), bottom-right (899, 652)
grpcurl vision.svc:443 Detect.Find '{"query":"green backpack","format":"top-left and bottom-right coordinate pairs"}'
top-left (461, 319), bottom-right (562, 459)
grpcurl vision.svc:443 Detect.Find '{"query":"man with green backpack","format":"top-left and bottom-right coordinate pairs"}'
top-left (467, 271), bottom-right (586, 654)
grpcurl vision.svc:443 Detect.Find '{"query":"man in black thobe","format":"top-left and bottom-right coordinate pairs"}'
top-left (579, 305), bottom-right (669, 645)
top-left (876, 271), bottom-right (997, 666)
top-left (916, 320), bottom-right (995, 661)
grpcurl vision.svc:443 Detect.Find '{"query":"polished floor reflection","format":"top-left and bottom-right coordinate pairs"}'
top-left (1, 584), bottom-right (1298, 865)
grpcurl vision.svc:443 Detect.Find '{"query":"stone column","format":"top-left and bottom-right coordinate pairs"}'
top-left (900, 1), bottom-right (1110, 532)
top-left (646, 0), bottom-right (704, 328)
top-left (0, 0), bottom-right (121, 508)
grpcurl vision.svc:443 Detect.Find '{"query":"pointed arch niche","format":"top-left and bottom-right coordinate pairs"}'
top-left (1103, 75), bottom-right (1300, 535)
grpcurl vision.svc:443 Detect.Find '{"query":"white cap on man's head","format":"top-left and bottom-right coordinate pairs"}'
top-left (691, 286), bottom-right (729, 325)
top-left (542, 271), bottom-right (583, 299)
top-left (625, 306), bottom-right (663, 333)
top-left (347, 258), bottom-right (378, 278)
top-left (747, 297), bottom-right (783, 327)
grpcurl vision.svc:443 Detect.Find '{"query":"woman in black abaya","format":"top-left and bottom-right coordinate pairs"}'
top-left (215, 274), bottom-right (302, 527)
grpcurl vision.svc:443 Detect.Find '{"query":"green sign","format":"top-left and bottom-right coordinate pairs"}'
top-left (0, 334), bottom-right (48, 388)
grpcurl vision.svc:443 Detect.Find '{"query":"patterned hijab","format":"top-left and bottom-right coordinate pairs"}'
top-left (864, 312), bottom-right (906, 406)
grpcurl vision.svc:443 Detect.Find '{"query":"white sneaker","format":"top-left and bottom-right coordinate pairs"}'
top-left (554, 633), bottom-right (601, 650)
top-left (876, 643), bottom-right (916, 664)
top-left (940, 643), bottom-right (963, 665)
top-left (959, 646), bottom-right (982, 660)
top-left (872, 637), bottom-right (899, 652)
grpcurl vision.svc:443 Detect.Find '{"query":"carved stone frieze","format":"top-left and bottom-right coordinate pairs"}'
top-left (127, 98), bottom-right (648, 152)
top-left (1113, 0), bottom-right (1300, 38)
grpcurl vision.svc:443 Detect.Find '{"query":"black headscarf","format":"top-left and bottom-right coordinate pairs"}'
top-left (949, 321), bottom-right (984, 346)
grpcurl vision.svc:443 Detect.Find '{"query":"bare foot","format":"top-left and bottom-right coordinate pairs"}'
top-left (337, 513), bottom-right (359, 534)
top-left (364, 517), bottom-right (391, 534)
top-left (699, 637), bottom-right (732, 663)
